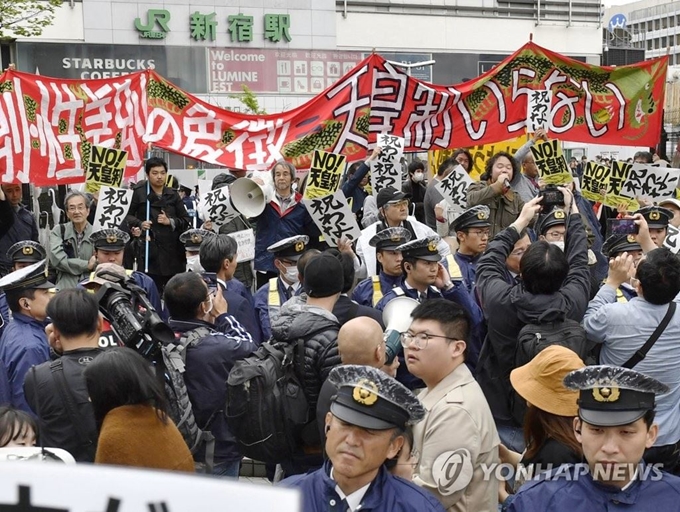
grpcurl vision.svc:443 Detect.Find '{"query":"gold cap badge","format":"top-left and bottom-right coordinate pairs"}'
top-left (106, 234), bottom-right (118, 244)
top-left (477, 211), bottom-right (488, 220)
top-left (593, 386), bottom-right (620, 402)
top-left (650, 210), bottom-right (660, 221)
top-left (554, 210), bottom-right (566, 219)
top-left (22, 246), bottom-right (33, 255)
top-left (627, 234), bottom-right (637, 243)
top-left (427, 240), bottom-right (438, 252)
top-left (295, 241), bottom-right (305, 252)
top-left (191, 234), bottom-right (202, 244)
top-left (353, 379), bottom-right (379, 406)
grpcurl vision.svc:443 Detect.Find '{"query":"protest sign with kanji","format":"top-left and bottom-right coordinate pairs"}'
top-left (581, 161), bottom-right (610, 203)
top-left (303, 151), bottom-right (347, 200)
top-left (602, 160), bottom-right (639, 211)
top-left (371, 134), bottom-right (404, 196)
top-left (92, 186), bottom-right (133, 232)
top-left (526, 90), bottom-right (552, 132)
top-left (304, 191), bottom-right (360, 247)
top-left (230, 228), bottom-right (255, 262)
top-left (85, 146), bottom-right (128, 194)
top-left (435, 164), bottom-right (475, 215)
top-left (199, 185), bottom-right (239, 228)
top-left (529, 139), bottom-right (573, 186)
top-left (619, 163), bottom-right (680, 204)
top-left (664, 224), bottom-right (680, 254)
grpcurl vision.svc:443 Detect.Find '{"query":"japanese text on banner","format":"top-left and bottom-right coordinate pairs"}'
top-left (85, 146), bottom-right (128, 194)
top-left (603, 161), bottom-right (639, 211)
top-left (529, 139), bottom-right (573, 186)
top-left (435, 164), bottom-right (475, 214)
top-left (581, 161), bottom-right (610, 203)
top-left (619, 163), bottom-right (680, 203)
top-left (371, 134), bottom-right (404, 195)
top-left (303, 151), bottom-right (347, 200)
top-left (200, 185), bottom-right (239, 228)
top-left (92, 186), bottom-right (133, 232)
top-left (664, 225), bottom-right (680, 254)
top-left (230, 228), bottom-right (255, 262)
top-left (526, 90), bottom-right (552, 133)
top-left (303, 191), bottom-right (360, 247)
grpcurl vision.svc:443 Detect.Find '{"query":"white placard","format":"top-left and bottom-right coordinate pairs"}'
top-left (303, 190), bottom-right (361, 247)
top-left (619, 163), bottom-right (680, 203)
top-left (231, 228), bottom-right (255, 262)
top-left (0, 461), bottom-right (300, 511)
top-left (526, 89), bottom-right (552, 132)
top-left (371, 134), bottom-right (404, 195)
top-left (435, 164), bottom-right (475, 215)
top-left (92, 186), bottom-right (134, 232)
top-left (199, 185), bottom-right (239, 228)
top-left (664, 224), bottom-right (680, 254)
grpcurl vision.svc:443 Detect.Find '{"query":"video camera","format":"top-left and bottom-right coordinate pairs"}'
top-left (93, 270), bottom-right (174, 360)
top-left (538, 185), bottom-right (565, 213)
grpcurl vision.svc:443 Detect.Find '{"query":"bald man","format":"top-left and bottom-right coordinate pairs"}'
top-left (315, 316), bottom-right (399, 444)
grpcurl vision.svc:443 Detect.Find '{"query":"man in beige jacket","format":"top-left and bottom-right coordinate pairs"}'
top-left (403, 298), bottom-right (500, 512)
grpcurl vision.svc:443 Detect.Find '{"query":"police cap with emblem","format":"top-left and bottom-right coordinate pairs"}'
top-left (369, 227), bottom-right (412, 251)
top-left (564, 366), bottom-right (668, 427)
top-left (90, 228), bottom-right (131, 252)
top-left (328, 365), bottom-right (425, 430)
top-left (6, 241), bottom-right (46, 264)
top-left (535, 209), bottom-right (567, 236)
top-left (179, 228), bottom-right (216, 251)
top-left (635, 205), bottom-right (673, 229)
top-left (602, 233), bottom-right (642, 258)
top-left (449, 206), bottom-right (491, 235)
top-left (267, 235), bottom-right (309, 261)
top-left (0, 260), bottom-right (54, 292)
top-left (377, 187), bottom-right (408, 209)
top-left (396, 236), bottom-right (442, 262)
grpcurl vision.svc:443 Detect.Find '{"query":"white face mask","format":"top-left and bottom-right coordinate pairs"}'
top-left (283, 265), bottom-right (299, 284)
top-left (549, 241), bottom-right (565, 251)
top-left (413, 172), bottom-right (425, 183)
top-left (186, 254), bottom-right (204, 273)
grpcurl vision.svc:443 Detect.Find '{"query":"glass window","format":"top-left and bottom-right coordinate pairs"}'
top-left (662, 36), bottom-right (668, 47)
top-left (168, 152), bottom-right (185, 170)
top-left (655, 19), bottom-right (661, 30)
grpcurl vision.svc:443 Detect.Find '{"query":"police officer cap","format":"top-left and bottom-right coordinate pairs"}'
top-left (635, 205), bottom-right (673, 229)
top-left (0, 260), bottom-right (54, 292)
top-left (90, 228), bottom-right (131, 251)
top-left (396, 236), bottom-right (442, 262)
top-left (267, 235), bottom-right (309, 261)
top-left (179, 229), bottom-right (216, 251)
top-left (6, 241), bottom-right (46, 264)
top-left (369, 227), bottom-right (412, 251)
top-left (450, 206), bottom-right (491, 234)
top-left (535, 209), bottom-right (568, 236)
top-left (328, 365), bottom-right (425, 430)
top-left (564, 365), bottom-right (668, 428)
top-left (377, 187), bottom-right (408, 209)
top-left (602, 233), bottom-right (642, 257)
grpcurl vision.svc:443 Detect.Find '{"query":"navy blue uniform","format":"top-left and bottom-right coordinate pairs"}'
top-left (351, 272), bottom-right (402, 307)
top-left (254, 277), bottom-right (300, 341)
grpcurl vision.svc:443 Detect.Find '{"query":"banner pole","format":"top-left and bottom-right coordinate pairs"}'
top-left (145, 180), bottom-right (150, 273)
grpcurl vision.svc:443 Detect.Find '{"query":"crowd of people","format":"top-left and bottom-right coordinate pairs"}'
top-left (1, 143), bottom-right (680, 511)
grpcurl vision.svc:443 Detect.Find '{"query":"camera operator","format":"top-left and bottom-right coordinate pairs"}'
top-left (163, 272), bottom-right (258, 477)
top-left (23, 288), bottom-right (103, 462)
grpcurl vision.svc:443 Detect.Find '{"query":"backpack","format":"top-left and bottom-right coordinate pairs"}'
top-left (162, 326), bottom-right (216, 473)
top-left (224, 330), bottom-right (324, 464)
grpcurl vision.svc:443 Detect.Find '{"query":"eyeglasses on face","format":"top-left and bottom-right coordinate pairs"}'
top-left (67, 205), bottom-right (87, 212)
top-left (399, 331), bottom-right (458, 349)
top-left (468, 229), bottom-right (490, 238)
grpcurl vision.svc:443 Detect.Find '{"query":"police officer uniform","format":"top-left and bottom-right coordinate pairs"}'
top-left (254, 235), bottom-right (308, 340)
top-left (636, 205), bottom-right (673, 232)
top-left (535, 208), bottom-right (567, 238)
top-left (449, 205), bottom-right (491, 294)
top-left (0, 260), bottom-right (53, 412)
top-left (601, 234), bottom-right (643, 303)
top-left (282, 365), bottom-right (446, 512)
top-left (351, 227), bottom-right (411, 307)
top-left (507, 366), bottom-right (680, 512)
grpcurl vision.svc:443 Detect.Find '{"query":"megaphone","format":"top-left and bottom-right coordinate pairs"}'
top-left (230, 177), bottom-right (271, 218)
top-left (382, 296), bottom-right (419, 364)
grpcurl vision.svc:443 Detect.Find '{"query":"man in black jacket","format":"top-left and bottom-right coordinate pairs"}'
top-left (475, 191), bottom-right (590, 452)
top-left (24, 288), bottom-right (103, 462)
top-left (402, 160), bottom-right (428, 224)
top-left (330, 250), bottom-right (384, 328)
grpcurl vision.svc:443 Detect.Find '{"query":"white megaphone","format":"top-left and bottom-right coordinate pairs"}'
top-left (230, 177), bottom-right (272, 218)
top-left (382, 296), bottom-right (419, 364)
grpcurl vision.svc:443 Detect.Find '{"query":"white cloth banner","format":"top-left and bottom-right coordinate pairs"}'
top-left (92, 186), bottom-right (133, 232)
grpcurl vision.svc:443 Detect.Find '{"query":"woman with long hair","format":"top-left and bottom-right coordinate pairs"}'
top-left (84, 348), bottom-right (194, 472)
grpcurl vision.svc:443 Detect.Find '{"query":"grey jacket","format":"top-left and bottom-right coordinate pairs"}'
top-left (49, 222), bottom-right (94, 290)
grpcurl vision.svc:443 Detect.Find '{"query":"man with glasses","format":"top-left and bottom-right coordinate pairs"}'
top-left (448, 206), bottom-right (491, 294)
top-left (403, 299), bottom-right (500, 512)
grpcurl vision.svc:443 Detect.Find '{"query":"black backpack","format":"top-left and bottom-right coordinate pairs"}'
top-left (224, 331), bottom-right (322, 464)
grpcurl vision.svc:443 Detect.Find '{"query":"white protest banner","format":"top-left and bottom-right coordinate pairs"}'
top-left (371, 134), bottom-right (404, 195)
top-left (92, 186), bottom-right (133, 232)
top-left (304, 191), bottom-right (361, 247)
top-left (434, 164), bottom-right (475, 215)
top-left (526, 90), bottom-right (552, 132)
top-left (0, 459), bottom-right (300, 511)
top-left (664, 224), bottom-right (680, 254)
top-left (231, 228), bottom-right (255, 262)
top-left (200, 185), bottom-right (239, 228)
top-left (619, 163), bottom-right (680, 203)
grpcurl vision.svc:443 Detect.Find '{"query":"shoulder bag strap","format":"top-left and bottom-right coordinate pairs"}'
top-left (622, 302), bottom-right (677, 369)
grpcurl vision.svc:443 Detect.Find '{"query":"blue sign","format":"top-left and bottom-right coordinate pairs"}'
top-left (364, 52), bottom-right (433, 82)
top-left (609, 13), bottom-right (627, 32)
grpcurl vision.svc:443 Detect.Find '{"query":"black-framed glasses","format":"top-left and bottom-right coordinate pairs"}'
top-left (399, 331), bottom-right (459, 349)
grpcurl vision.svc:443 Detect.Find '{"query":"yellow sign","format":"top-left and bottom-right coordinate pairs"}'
top-left (602, 161), bottom-right (639, 212)
top-left (529, 139), bottom-right (573, 186)
top-left (303, 150), bottom-right (347, 200)
top-left (84, 146), bottom-right (128, 194)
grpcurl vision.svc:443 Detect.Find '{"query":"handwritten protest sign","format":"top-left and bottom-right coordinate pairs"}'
top-left (581, 161), bottom-right (610, 203)
top-left (230, 228), bottom-right (255, 262)
top-left (200, 185), bottom-right (239, 228)
top-left (435, 164), bottom-right (475, 215)
top-left (664, 224), bottom-right (680, 254)
top-left (619, 163), bottom-right (680, 204)
top-left (530, 139), bottom-right (573, 186)
top-left (92, 186), bottom-right (133, 232)
top-left (304, 151), bottom-right (347, 200)
top-left (304, 191), bottom-right (361, 246)
top-left (603, 161), bottom-right (639, 211)
top-left (371, 134), bottom-right (404, 195)
top-left (85, 146), bottom-right (128, 194)
top-left (527, 90), bottom-right (552, 132)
